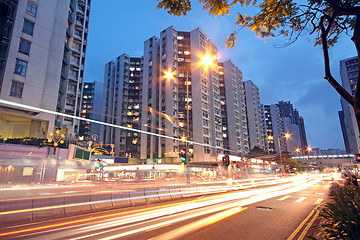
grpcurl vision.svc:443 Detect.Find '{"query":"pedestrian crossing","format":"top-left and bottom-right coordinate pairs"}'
top-left (277, 195), bottom-right (324, 205)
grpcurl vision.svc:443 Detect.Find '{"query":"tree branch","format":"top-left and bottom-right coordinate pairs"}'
top-left (320, 15), bottom-right (355, 106)
top-left (325, 0), bottom-right (360, 16)
top-left (352, 13), bottom-right (360, 112)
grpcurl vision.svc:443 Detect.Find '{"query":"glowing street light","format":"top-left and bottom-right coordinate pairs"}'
top-left (200, 53), bottom-right (214, 69)
top-left (306, 146), bottom-right (313, 155)
top-left (164, 52), bottom-right (216, 183)
top-left (268, 133), bottom-right (291, 172)
top-left (48, 130), bottom-right (65, 154)
top-left (164, 69), bottom-right (174, 80)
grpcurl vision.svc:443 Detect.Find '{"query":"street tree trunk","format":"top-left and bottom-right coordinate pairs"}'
top-left (320, 3), bottom-right (360, 149)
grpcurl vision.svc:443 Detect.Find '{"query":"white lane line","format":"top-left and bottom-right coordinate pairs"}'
top-left (278, 195), bottom-right (291, 201)
top-left (295, 197), bottom-right (306, 203)
top-left (314, 198), bottom-right (323, 205)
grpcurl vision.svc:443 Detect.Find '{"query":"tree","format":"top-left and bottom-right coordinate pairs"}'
top-left (247, 146), bottom-right (269, 158)
top-left (156, 0), bottom-right (360, 134)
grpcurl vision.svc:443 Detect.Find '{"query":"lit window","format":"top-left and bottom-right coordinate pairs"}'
top-left (22, 19), bottom-right (34, 36)
top-left (14, 59), bottom-right (28, 76)
top-left (10, 81), bottom-right (24, 98)
top-left (26, 1), bottom-right (37, 17)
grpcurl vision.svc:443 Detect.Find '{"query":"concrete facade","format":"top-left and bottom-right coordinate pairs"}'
top-left (140, 26), bottom-right (222, 163)
top-left (0, 0), bottom-right (91, 140)
top-left (101, 54), bottom-right (141, 158)
top-left (219, 60), bottom-right (249, 156)
top-left (244, 80), bottom-right (266, 151)
top-left (339, 56), bottom-right (360, 153)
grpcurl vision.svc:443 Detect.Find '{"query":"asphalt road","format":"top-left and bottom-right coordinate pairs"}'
top-left (0, 174), bottom-right (331, 240)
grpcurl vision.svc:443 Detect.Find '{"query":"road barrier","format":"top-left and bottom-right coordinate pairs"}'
top-left (0, 177), bottom-right (282, 227)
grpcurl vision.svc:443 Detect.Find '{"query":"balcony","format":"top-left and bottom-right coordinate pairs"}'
top-left (66, 88), bottom-right (76, 95)
top-left (75, 20), bottom-right (83, 27)
top-left (70, 58), bottom-right (80, 67)
top-left (57, 103), bottom-right (64, 110)
top-left (65, 42), bottom-right (71, 51)
top-left (70, 0), bottom-right (76, 11)
top-left (61, 71), bottom-right (67, 80)
top-left (63, 56), bottom-right (69, 65)
top-left (68, 74), bottom-right (78, 81)
top-left (66, 28), bottom-right (72, 37)
top-left (59, 85), bottom-right (66, 94)
top-left (68, 15), bottom-right (74, 24)
top-left (76, 7), bottom-right (85, 15)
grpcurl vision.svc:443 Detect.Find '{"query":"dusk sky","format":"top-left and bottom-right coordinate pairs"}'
top-left (84, 1), bottom-right (357, 151)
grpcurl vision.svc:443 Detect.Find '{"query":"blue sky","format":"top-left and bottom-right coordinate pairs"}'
top-left (84, 0), bottom-right (356, 150)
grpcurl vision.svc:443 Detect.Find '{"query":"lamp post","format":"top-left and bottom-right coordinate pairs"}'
top-left (268, 133), bottom-right (291, 173)
top-left (165, 53), bottom-right (214, 184)
top-left (306, 146), bottom-right (312, 155)
top-left (48, 130), bottom-right (65, 154)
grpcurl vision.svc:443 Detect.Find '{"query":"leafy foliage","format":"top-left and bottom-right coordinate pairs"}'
top-left (317, 186), bottom-right (360, 239)
top-left (156, 0), bottom-right (358, 47)
top-left (156, 0), bottom-right (360, 137)
top-left (247, 146), bottom-right (269, 158)
top-left (286, 158), bottom-right (310, 172)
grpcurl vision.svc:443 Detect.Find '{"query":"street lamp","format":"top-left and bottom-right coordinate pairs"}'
top-left (48, 130), bottom-right (65, 154)
top-left (164, 53), bottom-right (215, 183)
top-left (268, 133), bottom-right (291, 172)
top-left (306, 146), bottom-right (312, 155)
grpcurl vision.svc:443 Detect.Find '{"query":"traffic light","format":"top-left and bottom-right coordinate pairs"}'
top-left (95, 159), bottom-right (101, 168)
top-left (223, 155), bottom-right (230, 167)
top-left (180, 148), bottom-right (187, 162)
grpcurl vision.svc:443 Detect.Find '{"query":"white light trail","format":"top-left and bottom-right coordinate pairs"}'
top-left (0, 99), bottom-right (234, 152)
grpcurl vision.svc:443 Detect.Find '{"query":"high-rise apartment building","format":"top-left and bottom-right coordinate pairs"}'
top-left (79, 81), bottom-right (103, 140)
top-left (260, 104), bottom-right (269, 152)
top-left (140, 26), bottom-right (222, 163)
top-left (339, 56), bottom-right (360, 153)
top-left (277, 101), bottom-right (307, 153)
top-left (0, 0), bottom-right (18, 90)
top-left (219, 60), bottom-right (249, 156)
top-left (101, 54), bottom-right (142, 158)
top-left (140, 36), bottom-right (161, 163)
top-left (244, 80), bottom-right (267, 151)
top-left (0, 0), bottom-right (91, 139)
top-left (263, 104), bottom-right (283, 154)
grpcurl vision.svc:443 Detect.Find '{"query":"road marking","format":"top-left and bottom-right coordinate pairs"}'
top-left (278, 195), bottom-right (291, 201)
top-left (314, 198), bottom-right (323, 205)
top-left (298, 210), bottom-right (320, 240)
top-left (287, 208), bottom-right (316, 240)
top-left (295, 197), bottom-right (306, 203)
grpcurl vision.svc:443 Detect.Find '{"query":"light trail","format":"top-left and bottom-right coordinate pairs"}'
top-left (0, 99), bottom-right (234, 153)
top-left (0, 175), bottom-right (299, 217)
top-left (2, 175), bottom-right (324, 239)
top-left (149, 207), bottom-right (247, 240)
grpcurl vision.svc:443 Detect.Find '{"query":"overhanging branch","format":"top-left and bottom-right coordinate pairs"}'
top-left (320, 15), bottom-right (355, 106)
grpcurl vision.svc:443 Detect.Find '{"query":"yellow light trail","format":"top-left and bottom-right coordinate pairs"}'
top-left (0, 175), bottom-right (324, 238)
top-left (150, 207), bottom-right (247, 240)
top-left (0, 199), bottom-right (199, 237)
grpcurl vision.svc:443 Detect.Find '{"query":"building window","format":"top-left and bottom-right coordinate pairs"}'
top-left (10, 81), bottom-right (24, 98)
top-left (14, 59), bottom-right (28, 76)
top-left (22, 19), bottom-right (34, 35)
top-left (19, 39), bottom-right (31, 55)
top-left (26, 1), bottom-right (38, 17)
